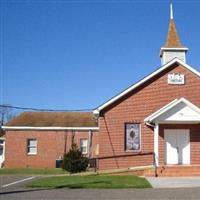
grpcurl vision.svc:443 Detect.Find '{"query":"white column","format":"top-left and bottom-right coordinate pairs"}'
top-left (154, 124), bottom-right (159, 167)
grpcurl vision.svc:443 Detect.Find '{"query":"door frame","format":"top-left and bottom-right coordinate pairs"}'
top-left (164, 129), bottom-right (190, 165)
top-left (0, 138), bottom-right (6, 168)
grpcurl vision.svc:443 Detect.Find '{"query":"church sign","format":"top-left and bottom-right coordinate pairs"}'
top-left (168, 73), bottom-right (185, 85)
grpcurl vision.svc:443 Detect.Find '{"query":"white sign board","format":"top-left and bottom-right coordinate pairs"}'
top-left (168, 73), bottom-right (185, 85)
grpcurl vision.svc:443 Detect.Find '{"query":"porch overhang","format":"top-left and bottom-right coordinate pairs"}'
top-left (144, 98), bottom-right (200, 125)
top-left (145, 98), bottom-right (200, 168)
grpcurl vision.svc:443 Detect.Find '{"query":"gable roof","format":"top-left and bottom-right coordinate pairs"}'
top-left (5, 112), bottom-right (98, 128)
top-left (94, 58), bottom-right (200, 114)
top-left (144, 98), bottom-right (200, 124)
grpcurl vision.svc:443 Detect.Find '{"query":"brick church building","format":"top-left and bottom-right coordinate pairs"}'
top-left (1, 4), bottom-right (200, 176)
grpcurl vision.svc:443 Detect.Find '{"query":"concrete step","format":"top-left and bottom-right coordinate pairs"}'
top-left (154, 166), bottom-right (200, 177)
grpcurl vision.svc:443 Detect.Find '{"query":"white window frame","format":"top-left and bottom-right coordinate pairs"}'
top-left (80, 139), bottom-right (88, 155)
top-left (27, 139), bottom-right (37, 155)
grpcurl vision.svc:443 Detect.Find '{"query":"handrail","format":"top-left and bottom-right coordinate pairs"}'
top-left (94, 152), bottom-right (154, 172)
top-left (98, 152), bottom-right (154, 160)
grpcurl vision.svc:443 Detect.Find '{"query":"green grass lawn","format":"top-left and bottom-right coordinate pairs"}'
top-left (0, 168), bottom-right (67, 175)
top-left (27, 175), bottom-right (152, 189)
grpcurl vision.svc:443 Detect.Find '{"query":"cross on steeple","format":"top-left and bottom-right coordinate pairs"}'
top-left (170, 3), bottom-right (173, 20)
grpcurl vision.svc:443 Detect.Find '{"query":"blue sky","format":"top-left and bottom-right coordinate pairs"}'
top-left (1, 0), bottom-right (200, 111)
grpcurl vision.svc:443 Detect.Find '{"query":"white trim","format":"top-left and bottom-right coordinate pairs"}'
top-left (2, 126), bottom-right (99, 131)
top-left (27, 152), bottom-right (37, 155)
top-left (160, 48), bottom-right (188, 58)
top-left (27, 138), bottom-right (37, 155)
top-left (0, 138), bottom-right (5, 168)
top-left (145, 98), bottom-right (179, 123)
top-left (160, 47), bottom-right (189, 51)
top-left (154, 124), bottom-right (159, 167)
top-left (94, 58), bottom-right (200, 114)
top-left (80, 138), bottom-right (88, 154)
top-left (144, 98), bottom-right (200, 124)
top-left (88, 130), bottom-right (92, 157)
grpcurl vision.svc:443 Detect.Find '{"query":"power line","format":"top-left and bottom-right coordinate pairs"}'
top-left (0, 104), bottom-right (94, 112)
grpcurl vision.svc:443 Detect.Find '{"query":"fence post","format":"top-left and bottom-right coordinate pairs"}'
top-left (153, 152), bottom-right (158, 177)
top-left (95, 157), bottom-right (99, 172)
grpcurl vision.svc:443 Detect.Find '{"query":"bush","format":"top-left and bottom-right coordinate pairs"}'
top-left (63, 143), bottom-right (89, 173)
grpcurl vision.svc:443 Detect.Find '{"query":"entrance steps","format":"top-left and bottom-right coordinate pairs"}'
top-left (148, 165), bottom-right (200, 177)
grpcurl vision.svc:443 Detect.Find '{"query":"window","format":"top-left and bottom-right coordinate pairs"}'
top-left (125, 123), bottom-right (141, 151)
top-left (80, 139), bottom-right (88, 154)
top-left (27, 139), bottom-right (37, 155)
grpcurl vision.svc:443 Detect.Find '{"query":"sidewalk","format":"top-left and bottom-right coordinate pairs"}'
top-left (147, 177), bottom-right (200, 188)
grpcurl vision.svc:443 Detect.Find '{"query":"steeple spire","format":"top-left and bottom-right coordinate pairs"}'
top-left (164, 18), bottom-right (183, 48)
top-left (160, 3), bottom-right (188, 65)
top-left (164, 3), bottom-right (183, 48)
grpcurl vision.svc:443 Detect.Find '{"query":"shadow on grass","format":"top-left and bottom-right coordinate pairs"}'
top-left (0, 181), bottom-right (113, 196)
top-left (55, 180), bottom-right (112, 189)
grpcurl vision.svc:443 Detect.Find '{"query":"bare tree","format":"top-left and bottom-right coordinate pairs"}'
top-left (0, 104), bottom-right (13, 126)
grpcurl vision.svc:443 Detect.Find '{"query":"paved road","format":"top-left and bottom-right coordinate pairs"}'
top-left (1, 176), bottom-right (200, 200)
top-left (1, 187), bottom-right (200, 200)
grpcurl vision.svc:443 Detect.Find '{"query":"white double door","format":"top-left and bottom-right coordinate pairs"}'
top-left (165, 129), bottom-right (190, 165)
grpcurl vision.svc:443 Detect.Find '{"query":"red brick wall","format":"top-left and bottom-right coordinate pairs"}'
top-left (99, 63), bottom-right (200, 170)
top-left (159, 124), bottom-right (200, 165)
top-left (5, 130), bottom-right (98, 168)
top-left (64, 131), bottom-right (99, 158)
